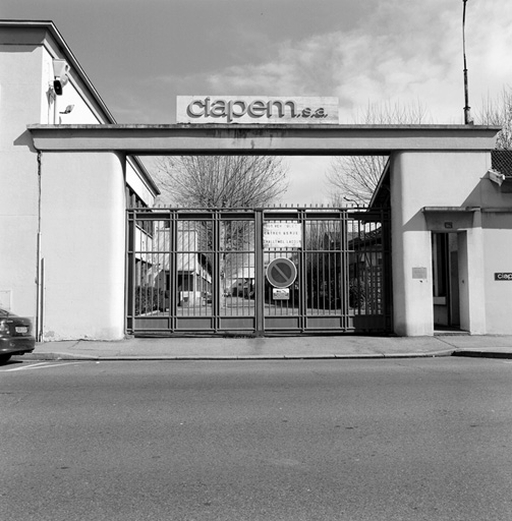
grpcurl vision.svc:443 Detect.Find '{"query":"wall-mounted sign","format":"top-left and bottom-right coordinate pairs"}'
top-left (412, 267), bottom-right (427, 280)
top-left (495, 273), bottom-right (512, 280)
top-left (266, 258), bottom-right (297, 289)
top-left (272, 288), bottom-right (290, 300)
top-left (263, 222), bottom-right (302, 249)
top-left (177, 96), bottom-right (339, 125)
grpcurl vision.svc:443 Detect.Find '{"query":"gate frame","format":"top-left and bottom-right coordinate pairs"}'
top-left (126, 205), bottom-right (392, 337)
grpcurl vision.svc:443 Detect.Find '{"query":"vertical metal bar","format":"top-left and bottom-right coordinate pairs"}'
top-left (36, 233), bottom-right (44, 342)
top-left (125, 210), bottom-right (134, 333)
top-left (254, 209), bottom-right (264, 336)
top-left (381, 208), bottom-right (392, 331)
top-left (191, 218), bottom-right (196, 317)
top-left (213, 211), bottom-right (221, 332)
top-left (341, 209), bottom-right (349, 330)
top-left (39, 257), bottom-right (45, 342)
top-left (299, 210), bottom-right (307, 331)
top-left (155, 214), bottom-right (161, 319)
top-left (315, 220), bottom-right (319, 316)
top-left (170, 211), bottom-right (178, 331)
top-left (167, 210), bottom-right (174, 332)
top-left (327, 221), bottom-right (332, 313)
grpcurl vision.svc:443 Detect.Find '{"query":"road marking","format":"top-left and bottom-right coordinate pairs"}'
top-left (1, 361), bottom-right (48, 372)
top-left (2, 362), bottom-right (82, 372)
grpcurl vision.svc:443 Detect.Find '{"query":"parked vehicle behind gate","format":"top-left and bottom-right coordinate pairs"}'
top-left (231, 278), bottom-right (255, 299)
top-left (0, 307), bottom-right (35, 363)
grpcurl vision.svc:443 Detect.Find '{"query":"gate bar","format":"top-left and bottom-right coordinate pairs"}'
top-left (254, 210), bottom-right (265, 336)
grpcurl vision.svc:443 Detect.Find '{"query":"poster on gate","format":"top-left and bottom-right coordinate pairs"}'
top-left (263, 222), bottom-right (302, 249)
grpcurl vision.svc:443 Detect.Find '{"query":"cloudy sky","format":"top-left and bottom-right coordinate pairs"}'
top-left (2, 0), bottom-right (511, 203)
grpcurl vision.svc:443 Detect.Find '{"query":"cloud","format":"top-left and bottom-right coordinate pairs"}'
top-left (199, 0), bottom-right (512, 124)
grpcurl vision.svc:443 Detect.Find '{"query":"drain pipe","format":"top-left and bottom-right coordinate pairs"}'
top-left (35, 151), bottom-right (45, 342)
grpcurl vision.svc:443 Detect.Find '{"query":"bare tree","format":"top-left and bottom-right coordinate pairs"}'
top-left (476, 87), bottom-right (512, 149)
top-left (326, 155), bottom-right (388, 205)
top-left (155, 155), bottom-right (288, 207)
top-left (153, 155), bottom-right (288, 301)
top-left (326, 101), bottom-right (429, 204)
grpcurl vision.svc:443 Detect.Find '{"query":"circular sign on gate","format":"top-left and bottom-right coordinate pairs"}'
top-left (266, 258), bottom-right (297, 288)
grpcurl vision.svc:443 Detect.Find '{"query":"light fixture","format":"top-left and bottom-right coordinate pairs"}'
top-left (59, 104), bottom-right (75, 115)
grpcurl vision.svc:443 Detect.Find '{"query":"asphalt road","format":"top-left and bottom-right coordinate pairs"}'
top-left (1, 358), bottom-right (512, 521)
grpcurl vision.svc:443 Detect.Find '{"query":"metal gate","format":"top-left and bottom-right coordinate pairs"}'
top-left (126, 207), bottom-right (392, 336)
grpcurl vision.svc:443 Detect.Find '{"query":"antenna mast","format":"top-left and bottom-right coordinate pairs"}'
top-left (462, 0), bottom-right (472, 124)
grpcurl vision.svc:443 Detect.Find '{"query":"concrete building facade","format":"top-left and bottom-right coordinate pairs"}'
top-left (0, 21), bottom-right (159, 340)
top-left (2, 20), bottom-right (511, 340)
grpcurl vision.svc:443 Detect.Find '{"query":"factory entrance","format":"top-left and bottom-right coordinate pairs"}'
top-left (28, 121), bottom-right (500, 339)
top-left (126, 206), bottom-right (392, 336)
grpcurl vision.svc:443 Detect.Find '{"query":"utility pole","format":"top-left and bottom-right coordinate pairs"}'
top-left (462, 0), bottom-right (473, 124)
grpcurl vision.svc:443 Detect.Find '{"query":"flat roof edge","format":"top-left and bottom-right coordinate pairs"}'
top-left (26, 123), bottom-right (502, 132)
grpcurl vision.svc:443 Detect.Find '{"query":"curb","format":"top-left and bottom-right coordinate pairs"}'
top-left (452, 350), bottom-right (512, 359)
top-left (16, 350), bottom-right (456, 361)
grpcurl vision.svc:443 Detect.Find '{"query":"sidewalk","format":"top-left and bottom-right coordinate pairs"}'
top-left (16, 334), bottom-right (512, 361)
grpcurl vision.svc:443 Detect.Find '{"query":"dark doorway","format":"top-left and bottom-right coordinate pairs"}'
top-left (432, 232), bottom-right (461, 330)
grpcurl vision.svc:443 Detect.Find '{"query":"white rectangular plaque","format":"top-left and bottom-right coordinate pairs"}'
top-left (177, 96), bottom-right (339, 125)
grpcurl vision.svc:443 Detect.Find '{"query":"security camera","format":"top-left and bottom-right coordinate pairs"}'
top-left (488, 168), bottom-right (505, 186)
top-left (52, 59), bottom-right (70, 96)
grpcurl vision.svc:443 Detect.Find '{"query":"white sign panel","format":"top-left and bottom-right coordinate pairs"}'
top-left (263, 222), bottom-right (302, 249)
top-left (272, 288), bottom-right (290, 300)
top-left (177, 96), bottom-right (339, 125)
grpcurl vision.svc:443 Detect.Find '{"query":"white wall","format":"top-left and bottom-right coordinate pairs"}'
top-left (0, 43), bottom-right (104, 319)
top-left (40, 45), bottom-right (104, 125)
top-left (481, 212), bottom-right (512, 333)
top-left (40, 152), bottom-right (126, 340)
top-left (126, 157), bottom-right (156, 207)
top-left (0, 45), bottom-right (43, 318)
top-left (1, 29), bottom-right (158, 340)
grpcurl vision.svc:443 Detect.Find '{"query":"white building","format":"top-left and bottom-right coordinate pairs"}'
top-left (0, 20), bottom-right (159, 340)
top-left (2, 20), bottom-right (511, 339)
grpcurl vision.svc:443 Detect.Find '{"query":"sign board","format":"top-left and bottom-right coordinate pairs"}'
top-left (272, 288), bottom-right (290, 300)
top-left (177, 96), bottom-right (339, 125)
top-left (412, 267), bottom-right (427, 280)
top-left (263, 222), bottom-right (302, 249)
top-left (495, 273), bottom-right (512, 280)
top-left (266, 258), bottom-right (297, 288)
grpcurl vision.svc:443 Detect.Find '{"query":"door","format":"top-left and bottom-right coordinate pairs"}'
top-left (432, 232), bottom-right (460, 329)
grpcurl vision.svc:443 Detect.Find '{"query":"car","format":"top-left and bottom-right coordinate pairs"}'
top-left (202, 291), bottom-right (212, 305)
top-left (0, 307), bottom-right (36, 364)
top-left (230, 278), bottom-right (255, 299)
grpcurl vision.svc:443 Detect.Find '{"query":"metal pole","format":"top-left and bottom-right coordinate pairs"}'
top-left (462, 0), bottom-right (472, 124)
top-left (35, 152), bottom-right (43, 342)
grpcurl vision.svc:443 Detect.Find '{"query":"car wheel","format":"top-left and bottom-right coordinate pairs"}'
top-left (0, 354), bottom-right (12, 364)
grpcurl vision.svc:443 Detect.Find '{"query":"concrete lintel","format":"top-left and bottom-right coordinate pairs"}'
top-left (422, 206), bottom-right (481, 213)
top-left (27, 124), bottom-right (500, 154)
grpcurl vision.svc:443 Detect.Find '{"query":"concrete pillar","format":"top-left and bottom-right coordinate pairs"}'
top-left (40, 152), bottom-right (126, 340)
top-left (390, 152), bottom-right (433, 336)
top-left (464, 209), bottom-right (486, 334)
